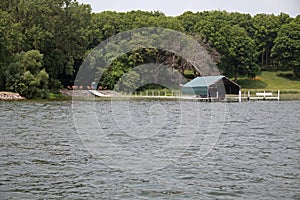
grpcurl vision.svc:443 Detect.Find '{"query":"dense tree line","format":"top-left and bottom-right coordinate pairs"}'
top-left (0, 0), bottom-right (92, 97)
top-left (0, 0), bottom-right (299, 98)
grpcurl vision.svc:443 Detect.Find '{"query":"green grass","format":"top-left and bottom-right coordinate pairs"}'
top-left (280, 93), bottom-right (300, 101)
top-left (236, 71), bottom-right (300, 100)
top-left (236, 79), bottom-right (267, 89)
top-left (49, 92), bottom-right (69, 99)
top-left (237, 71), bottom-right (300, 90)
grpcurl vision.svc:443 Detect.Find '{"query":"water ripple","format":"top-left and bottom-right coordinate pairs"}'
top-left (0, 100), bottom-right (299, 199)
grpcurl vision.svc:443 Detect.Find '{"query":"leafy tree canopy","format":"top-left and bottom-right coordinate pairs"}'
top-left (0, 2), bottom-right (298, 97)
top-left (5, 50), bottom-right (49, 98)
top-left (271, 17), bottom-right (300, 77)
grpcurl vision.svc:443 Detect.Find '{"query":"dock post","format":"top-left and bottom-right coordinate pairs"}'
top-left (277, 90), bottom-right (280, 101)
top-left (238, 90), bottom-right (242, 102)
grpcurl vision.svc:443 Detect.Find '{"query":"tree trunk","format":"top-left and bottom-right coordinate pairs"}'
top-left (261, 49), bottom-right (264, 68)
top-left (294, 65), bottom-right (300, 77)
top-left (234, 66), bottom-right (238, 82)
top-left (265, 48), bottom-right (269, 67)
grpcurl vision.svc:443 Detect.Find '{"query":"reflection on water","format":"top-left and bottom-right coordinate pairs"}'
top-left (0, 100), bottom-right (299, 199)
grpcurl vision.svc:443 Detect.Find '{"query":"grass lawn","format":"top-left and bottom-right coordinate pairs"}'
top-left (237, 71), bottom-right (300, 100)
top-left (237, 71), bottom-right (300, 90)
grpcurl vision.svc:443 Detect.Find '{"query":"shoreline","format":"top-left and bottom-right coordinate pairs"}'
top-left (1, 90), bottom-right (300, 101)
top-left (68, 90), bottom-right (300, 101)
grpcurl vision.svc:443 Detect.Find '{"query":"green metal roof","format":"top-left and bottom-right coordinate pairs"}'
top-left (182, 76), bottom-right (225, 87)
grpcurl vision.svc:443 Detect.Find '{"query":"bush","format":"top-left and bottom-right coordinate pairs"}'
top-left (5, 50), bottom-right (50, 98)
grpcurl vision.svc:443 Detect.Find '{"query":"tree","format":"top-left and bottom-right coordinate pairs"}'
top-left (2, 3), bottom-right (298, 95)
top-left (176, 11), bottom-right (203, 34)
top-left (0, 10), bottom-right (22, 90)
top-left (215, 25), bottom-right (258, 81)
top-left (91, 11), bottom-right (127, 47)
top-left (5, 50), bottom-right (50, 98)
top-left (229, 12), bottom-right (255, 38)
top-left (194, 12), bottom-right (258, 81)
top-left (1, 0), bottom-right (92, 88)
top-left (271, 17), bottom-right (300, 76)
top-left (253, 14), bottom-right (280, 69)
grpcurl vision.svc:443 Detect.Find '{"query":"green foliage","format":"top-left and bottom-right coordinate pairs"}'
top-left (252, 14), bottom-right (281, 69)
top-left (177, 11), bottom-right (203, 33)
top-left (91, 10), bottom-right (183, 48)
top-left (0, 10), bottom-right (22, 89)
top-left (0, 1), bottom-right (298, 96)
top-left (271, 18), bottom-right (300, 77)
top-left (1, 0), bottom-right (92, 81)
top-left (217, 25), bottom-right (258, 81)
top-left (193, 12), bottom-right (258, 80)
top-left (5, 50), bottom-right (49, 98)
top-left (117, 70), bottom-right (141, 92)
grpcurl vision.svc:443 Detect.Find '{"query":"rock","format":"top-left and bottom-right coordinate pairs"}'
top-left (0, 92), bottom-right (26, 100)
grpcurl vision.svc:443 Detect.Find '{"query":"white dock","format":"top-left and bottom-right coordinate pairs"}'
top-left (88, 90), bottom-right (111, 97)
top-left (87, 90), bottom-right (280, 102)
top-left (229, 90), bottom-right (280, 102)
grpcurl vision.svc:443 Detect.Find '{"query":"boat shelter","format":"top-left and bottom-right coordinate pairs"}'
top-left (181, 76), bottom-right (240, 99)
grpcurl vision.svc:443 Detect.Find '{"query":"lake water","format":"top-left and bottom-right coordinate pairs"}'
top-left (0, 100), bottom-right (299, 199)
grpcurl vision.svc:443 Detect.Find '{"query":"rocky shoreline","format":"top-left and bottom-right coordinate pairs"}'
top-left (0, 92), bottom-right (26, 100)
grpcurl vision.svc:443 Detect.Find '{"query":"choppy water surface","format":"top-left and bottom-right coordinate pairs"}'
top-left (0, 100), bottom-right (299, 199)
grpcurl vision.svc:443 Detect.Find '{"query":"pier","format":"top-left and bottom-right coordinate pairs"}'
top-left (227, 90), bottom-right (280, 102)
top-left (87, 89), bottom-right (281, 102)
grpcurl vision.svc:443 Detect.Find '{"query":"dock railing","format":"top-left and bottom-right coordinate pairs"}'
top-left (241, 90), bottom-right (280, 101)
top-left (225, 90), bottom-right (280, 102)
top-left (109, 89), bottom-right (281, 102)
